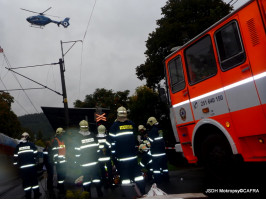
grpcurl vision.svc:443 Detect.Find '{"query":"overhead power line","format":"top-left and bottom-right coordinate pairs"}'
top-left (79, 0), bottom-right (97, 99)
top-left (9, 62), bottom-right (58, 70)
top-left (82, 0), bottom-right (97, 42)
top-left (6, 67), bottom-right (62, 96)
top-left (0, 87), bottom-right (45, 92)
top-left (0, 74), bottom-right (29, 114)
top-left (231, 0), bottom-right (239, 7)
top-left (3, 54), bottom-right (40, 114)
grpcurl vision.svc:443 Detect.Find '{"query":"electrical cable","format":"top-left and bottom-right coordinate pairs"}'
top-left (0, 53), bottom-right (29, 114)
top-left (82, 0), bottom-right (97, 42)
top-left (228, 0), bottom-right (234, 5)
top-left (78, 0), bottom-right (97, 99)
top-left (9, 62), bottom-right (58, 70)
top-left (78, 43), bottom-right (83, 99)
top-left (0, 72), bottom-right (29, 115)
top-left (52, 65), bottom-right (57, 92)
top-left (231, 0), bottom-right (239, 7)
top-left (3, 53), bottom-right (40, 114)
top-left (1, 87), bottom-right (45, 92)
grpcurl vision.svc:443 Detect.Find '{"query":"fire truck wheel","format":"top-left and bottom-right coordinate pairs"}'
top-left (201, 134), bottom-right (233, 181)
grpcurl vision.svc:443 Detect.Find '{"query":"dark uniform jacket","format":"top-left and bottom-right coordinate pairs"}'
top-left (96, 134), bottom-right (112, 162)
top-left (13, 140), bottom-right (38, 168)
top-left (75, 131), bottom-right (99, 166)
top-left (148, 124), bottom-right (166, 155)
top-left (109, 120), bottom-right (138, 160)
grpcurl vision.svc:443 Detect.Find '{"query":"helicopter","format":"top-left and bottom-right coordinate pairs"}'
top-left (21, 7), bottom-right (70, 28)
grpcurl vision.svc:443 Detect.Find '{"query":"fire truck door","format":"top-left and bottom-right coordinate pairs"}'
top-left (166, 55), bottom-right (194, 126)
top-left (185, 35), bottom-right (229, 121)
top-left (214, 18), bottom-right (265, 138)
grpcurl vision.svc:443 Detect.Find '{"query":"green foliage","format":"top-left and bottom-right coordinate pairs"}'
top-left (136, 0), bottom-right (232, 87)
top-left (0, 92), bottom-right (22, 138)
top-left (74, 88), bottom-right (130, 123)
top-left (128, 86), bottom-right (158, 126)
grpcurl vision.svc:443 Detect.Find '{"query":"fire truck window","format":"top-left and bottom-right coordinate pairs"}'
top-left (184, 36), bottom-right (217, 85)
top-left (215, 21), bottom-right (246, 70)
top-left (168, 56), bottom-right (185, 93)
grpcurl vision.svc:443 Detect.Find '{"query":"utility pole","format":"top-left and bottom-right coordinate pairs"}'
top-left (60, 40), bottom-right (82, 127)
top-left (59, 58), bottom-right (69, 127)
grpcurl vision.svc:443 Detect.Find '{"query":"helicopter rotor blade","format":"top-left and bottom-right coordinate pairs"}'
top-left (45, 14), bottom-right (61, 18)
top-left (20, 8), bottom-right (39, 14)
top-left (41, 7), bottom-right (52, 15)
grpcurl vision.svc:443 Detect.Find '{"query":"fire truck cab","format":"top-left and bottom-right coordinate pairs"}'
top-left (164, 0), bottom-right (266, 174)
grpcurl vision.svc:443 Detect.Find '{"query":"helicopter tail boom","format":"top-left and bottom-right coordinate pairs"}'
top-left (60, 18), bottom-right (70, 28)
top-left (51, 18), bottom-right (70, 28)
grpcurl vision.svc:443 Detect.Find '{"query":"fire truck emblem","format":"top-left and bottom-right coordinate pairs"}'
top-left (179, 108), bottom-right (186, 121)
top-left (193, 102), bottom-right (198, 109)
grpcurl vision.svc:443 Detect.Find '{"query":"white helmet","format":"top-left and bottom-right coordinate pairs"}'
top-left (79, 120), bottom-right (89, 131)
top-left (56, 127), bottom-right (65, 135)
top-left (139, 143), bottom-right (149, 152)
top-left (21, 132), bottom-right (30, 139)
top-left (117, 106), bottom-right (127, 117)
top-left (143, 140), bottom-right (151, 148)
top-left (138, 125), bottom-right (146, 131)
top-left (147, 117), bottom-right (158, 126)
top-left (97, 125), bottom-right (106, 134)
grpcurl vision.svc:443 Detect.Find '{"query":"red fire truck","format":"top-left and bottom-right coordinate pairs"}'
top-left (163, 0), bottom-right (266, 174)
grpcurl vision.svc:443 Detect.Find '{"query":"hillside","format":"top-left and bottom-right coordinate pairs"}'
top-left (18, 113), bottom-right (54, 140)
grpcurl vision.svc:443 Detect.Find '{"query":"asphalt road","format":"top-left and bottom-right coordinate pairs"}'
top-left (1, 163), bottom-right (265, 199)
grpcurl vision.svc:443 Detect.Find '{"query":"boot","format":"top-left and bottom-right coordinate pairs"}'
top-left (33, 190), bottom-right (42, 199)
top-left (25, 190), bottom-right (31, 199)
top-left (96, 184), bottom-right (103, 197)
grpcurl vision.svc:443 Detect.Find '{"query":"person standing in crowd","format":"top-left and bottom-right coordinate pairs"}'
top-left (96, 124), bottom-right (113, 188)
top-left (138, 140), bottom-right (152, 181)
top-left (13, 132), bottom-right (41, 199)
top-left (147, 117), bottom-right (169, 183)
top-left (137, 125), bottom-right (148, 144)
top-left (137, 125), bottom-right (152, 181)
top-left (75, 120), bottom-right (103, 198)
top-left (51, 127), bottom-right (67, 196)
top-left (43, 140), bottom-right (55, 198)
top-left (109, 106), bottom-right (146, 197)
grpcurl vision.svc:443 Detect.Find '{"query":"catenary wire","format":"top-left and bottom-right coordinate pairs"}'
top-left (79, 0), bottom-right (97, 99)
top-left (231, 0), bottom-right (239, 7)
top-left (3, 53), bottom-right (40, 114)
top-left (0, 71), bottom-right (29, 115)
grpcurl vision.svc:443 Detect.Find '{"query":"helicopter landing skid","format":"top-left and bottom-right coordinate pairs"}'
top-left (30, 25), bottom-right (44, 29)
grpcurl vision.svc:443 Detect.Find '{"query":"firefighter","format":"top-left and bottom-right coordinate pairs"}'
top-left (138, 140), bottom-right (152, 181)
top-left (75, 120), bottom-right (103, 198)
top-left (13, 132), bottom-right (41, 199)
top-left (137, 125), bottom-right (147, 144)
top-left (147, 117), bottom-right (169, 183)
top-left (96, 124), bottom-right (113, 188)
top-left (43, 140), bottom-right (55, 198)
top-left (51, 127), bottom-right (67, 196)
top-left (109, 106), bottom-right (146, 196)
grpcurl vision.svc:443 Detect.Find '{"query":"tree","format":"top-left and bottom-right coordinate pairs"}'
top-left (136, 0), bottom-right (232, 88)
top-left (74, 88), bottom-right (130, 123)
top-left (128, 86), bottom-right (158, 126)
top-left (0, 92), bottom-right (22, 138)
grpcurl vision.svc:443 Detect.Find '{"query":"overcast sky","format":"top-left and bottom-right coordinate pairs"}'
top-left (0, 0), bottom-right (248, 117)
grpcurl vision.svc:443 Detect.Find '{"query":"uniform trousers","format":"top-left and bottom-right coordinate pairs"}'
top-left (20, 166), bottom-right (40, 198)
